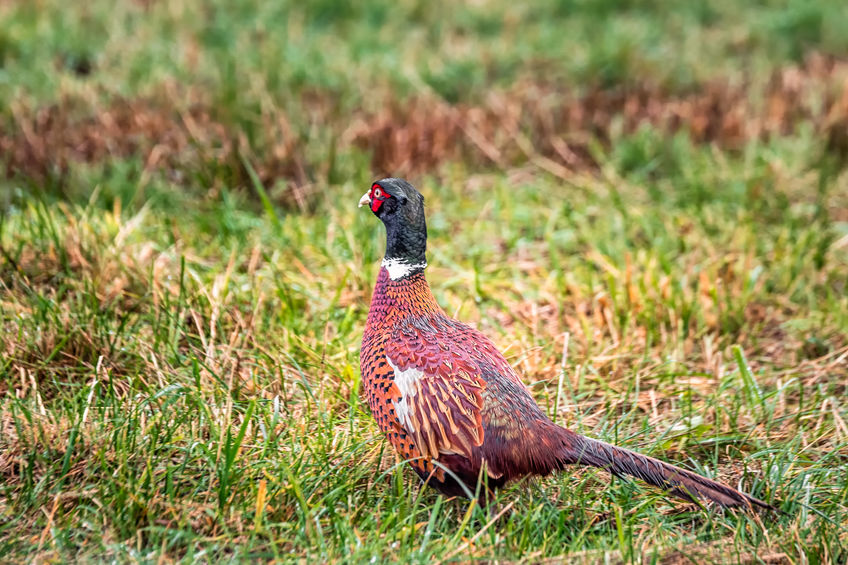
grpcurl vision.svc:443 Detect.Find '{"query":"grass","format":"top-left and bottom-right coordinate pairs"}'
top-left (1, 0), bottom-right (848, 562)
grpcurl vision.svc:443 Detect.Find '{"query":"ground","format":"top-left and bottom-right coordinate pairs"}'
top-left (1, 0), bottom-right (847, 562)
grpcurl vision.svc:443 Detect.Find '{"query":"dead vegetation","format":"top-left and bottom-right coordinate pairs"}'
top-left (2, 54), bottom-right (848, 202)
top-left (355, 52), bottom-right (848, 176)
top-left (1, 92), bottom-right (314, 209)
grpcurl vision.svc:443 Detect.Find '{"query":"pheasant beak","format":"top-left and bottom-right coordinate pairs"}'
top-left (358, 191), bottom-right (371, 208)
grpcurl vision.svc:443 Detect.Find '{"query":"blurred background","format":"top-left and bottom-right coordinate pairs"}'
top-left (1, 1), bottom-right (847, 562)
top-left (2, 0), bottom-right (848, 208)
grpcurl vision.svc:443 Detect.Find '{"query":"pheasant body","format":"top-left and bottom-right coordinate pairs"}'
top-left (359, 178), bottom-right (775, 510)
top-left (362, 268), bottom-right (567, 495)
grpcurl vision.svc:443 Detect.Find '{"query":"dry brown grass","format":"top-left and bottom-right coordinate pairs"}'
top-left (359, 55), bottom-right (848, 176)
top-left (3, 54), bottom-right (848, 198)
top-left (1, 89), bottom-right (314, 208)
top-left (349, 53), bottom-right (848, 175)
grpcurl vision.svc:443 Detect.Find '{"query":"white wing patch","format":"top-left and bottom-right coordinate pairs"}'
top-left (381, 257), bottom-right (427, 280)
top-left (387, 356), bottom-right (424, 432)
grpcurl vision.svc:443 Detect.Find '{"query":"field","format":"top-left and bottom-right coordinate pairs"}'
top-left (1, 0), bottom-right (848, 562)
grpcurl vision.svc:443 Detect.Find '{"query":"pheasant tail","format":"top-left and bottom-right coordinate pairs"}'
top-left (556, 428), bottom-right (775, 510)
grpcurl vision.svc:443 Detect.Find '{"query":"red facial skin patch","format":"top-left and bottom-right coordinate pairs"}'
top-left (370, 183), bottom-right (390, 213)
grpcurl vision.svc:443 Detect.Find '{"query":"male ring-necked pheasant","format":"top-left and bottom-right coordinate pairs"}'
top-left (359, 177), bottom-right (774, 510)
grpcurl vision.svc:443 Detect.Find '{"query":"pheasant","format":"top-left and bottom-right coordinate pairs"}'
top-left (358, 177), bottom-right (774, 510)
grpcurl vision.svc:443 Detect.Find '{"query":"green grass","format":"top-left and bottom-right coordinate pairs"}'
top-left (2, 0), bottom-right (848, 562)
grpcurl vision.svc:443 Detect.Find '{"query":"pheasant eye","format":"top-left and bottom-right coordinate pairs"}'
top-left (373, 187), bottom-right (383, 199)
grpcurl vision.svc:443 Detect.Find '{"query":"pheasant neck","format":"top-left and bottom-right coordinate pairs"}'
top-left (382, 214), bottom-right (427, 280)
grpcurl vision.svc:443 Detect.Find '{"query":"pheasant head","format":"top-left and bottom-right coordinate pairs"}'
top-left (359, 178), bottom-right (428, 280)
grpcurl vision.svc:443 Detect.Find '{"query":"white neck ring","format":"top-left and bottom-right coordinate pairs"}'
top-left (382, 257), bottom-right (427, 280)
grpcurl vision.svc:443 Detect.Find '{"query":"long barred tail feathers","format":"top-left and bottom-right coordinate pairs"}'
top-left (558, 430), bottom-right (776, 511)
